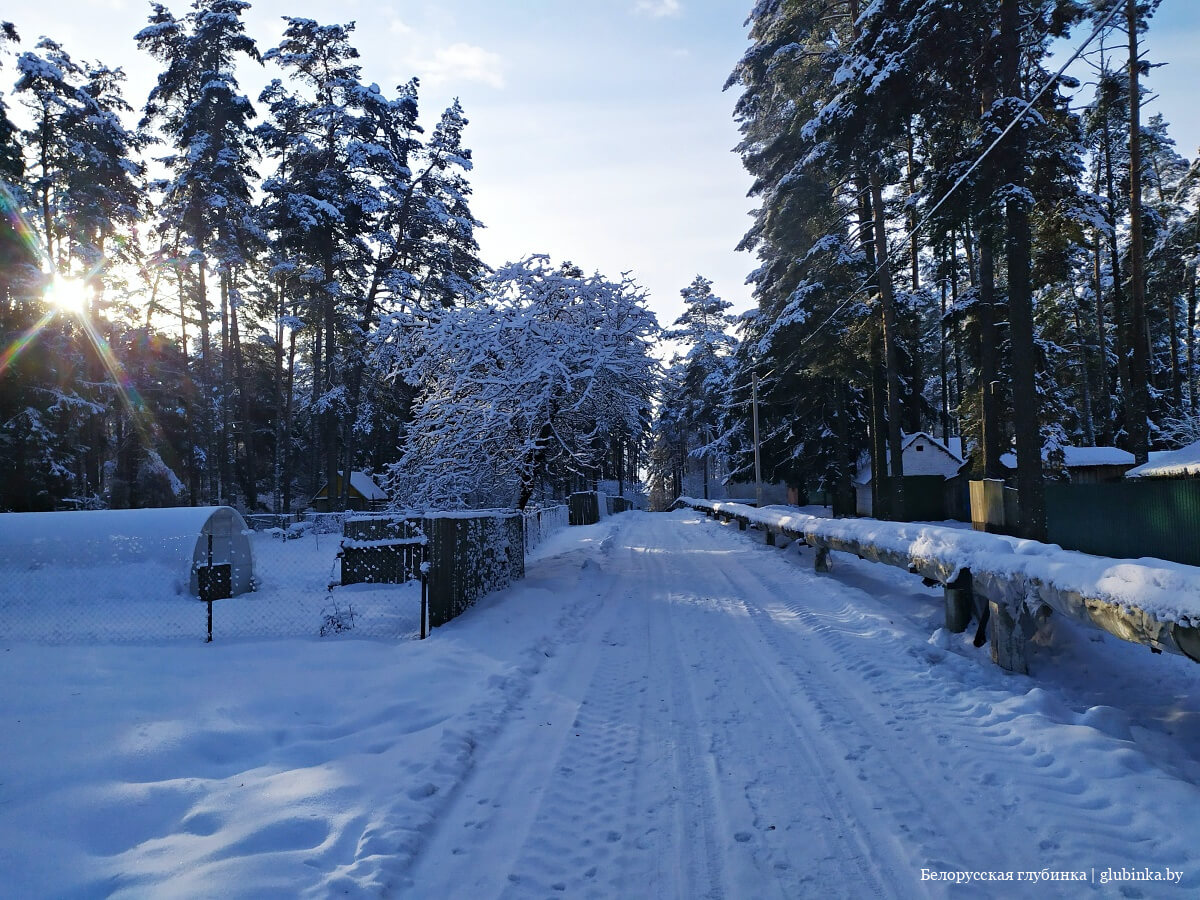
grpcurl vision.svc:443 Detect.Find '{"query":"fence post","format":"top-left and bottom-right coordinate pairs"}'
top-left (944, 569), bottom-right (974, 634)
top-left (420, 572), bottom-right (428, 640)
top-left (989, 600), bottom-right (1039, 674)
top-left (814, 545), bottom-right (832, 573)
top-left (766, 529), bottom-right (776, 547)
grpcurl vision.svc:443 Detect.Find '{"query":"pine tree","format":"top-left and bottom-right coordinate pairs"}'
top-left (137, 0), bottom-right (261, 503)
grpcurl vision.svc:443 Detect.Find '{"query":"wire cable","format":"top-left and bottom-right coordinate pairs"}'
top-left (792, 0), bottom-right (1128, 353)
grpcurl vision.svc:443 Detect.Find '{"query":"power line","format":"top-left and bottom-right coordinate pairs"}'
top-left (793, 0), bottom-right (1128, 354)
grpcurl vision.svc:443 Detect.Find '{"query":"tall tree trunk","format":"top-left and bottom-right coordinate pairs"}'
top-left (230, 276), bottom-right (257, 509)
top-left (1072, 300), bottom-right (1096, 445)
top-left (906, 123), bottom-right (920, 291)
top-left (219, 269), bottom-right (231, 504)
top-left (196, 254), bottom-right (212, 503)
top-left (869, 171), bottom-right (905, 521)
top-left (39, 111), bottom-right (54, 270)
top-left (939, 257), bottom-right (950, 440)
top-left (1001, 0), bottom-right (1045, 541)
top-left (833, 379), bottom-right (854, 517)
top-left (319, 229), bottom-right (340, 511)
top-left (1100, 92), bottom-right (1132, 426)
top-left (951, 233), bottom-right (964, 418)
top-left (284, 326), bottom-right (297, 514)
top-left (1092, 233), bottom-right (1113, 442)
top-left (1189, 268), bottom-right (1198, 417)
top-left (273, 279), bottom-right (285, 513)
top-left (869, 331), bottom-right (890, 520)
top-left (176, 267), bottom-right (198, 504)
top-left (1126, 0), bottom-right (1150, 463)
top-left (310, 325), bottom-right (322, 502)
top-left (1168, 292), bottom-right (1183, 412)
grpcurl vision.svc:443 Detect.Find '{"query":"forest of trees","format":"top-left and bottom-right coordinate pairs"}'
top-left (650, 0), bottom-right (1199, 539)
top-left (0, 3), bottom-right (656, 513)
top-left (4, 1), bottom-right (1199, 532)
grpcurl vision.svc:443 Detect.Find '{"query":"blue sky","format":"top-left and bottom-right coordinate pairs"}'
top-left (4, 1), bottom-right (1199, 330)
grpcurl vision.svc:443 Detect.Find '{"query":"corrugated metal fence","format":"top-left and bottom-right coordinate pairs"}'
top-left (1045, 480), bottom-right (1200, 567)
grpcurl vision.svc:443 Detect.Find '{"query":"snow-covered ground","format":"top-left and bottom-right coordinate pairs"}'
top-left (2, 510), bottom-right (1199, 897)
top-left (1, 529), bottom-right (421, 642)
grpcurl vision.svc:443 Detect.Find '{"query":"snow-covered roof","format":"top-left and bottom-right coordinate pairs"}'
top-left (1126, 440), bottom-right (1200, 479)
top-left (1000, 446), bottom-right (1135, 470)
top-left (349, 471), bottom-right (387, 501)
top-left (906, 432), bottom-right (963, 463)
top-left (317, 471), bottom-right (387, 501)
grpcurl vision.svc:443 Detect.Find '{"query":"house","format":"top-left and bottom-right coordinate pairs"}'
top-left (855, 432), bottom-right (964, 517)
top-left (1125, 439), bottom-right (1200, 479)
top-left (1000, 445), bottom-right (1134, 484)
top-left (311, 471), bottom-right (388, 512)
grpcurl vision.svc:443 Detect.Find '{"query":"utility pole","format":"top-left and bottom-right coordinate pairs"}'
top-left (752, 370), bottom-right (763, 507)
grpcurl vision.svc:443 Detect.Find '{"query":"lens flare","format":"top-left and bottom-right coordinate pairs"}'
top-left (44, 277), bottom-right (92, 315)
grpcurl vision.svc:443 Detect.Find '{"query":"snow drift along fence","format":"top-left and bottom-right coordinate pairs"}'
top-left (678, 497), bottom-right (1200, 675)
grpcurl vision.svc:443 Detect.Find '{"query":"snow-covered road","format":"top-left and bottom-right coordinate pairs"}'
top-left (3, 509), bottom-right (1199, 897)
top-left (407, 511), bottom-right (1200, 898)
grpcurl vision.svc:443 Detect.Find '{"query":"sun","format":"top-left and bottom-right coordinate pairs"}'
top-left (44, 277), bottom-right (92, 316)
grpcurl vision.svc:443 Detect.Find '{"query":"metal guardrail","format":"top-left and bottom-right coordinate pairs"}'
top-left (677, 497), bottom-right (1200, 674)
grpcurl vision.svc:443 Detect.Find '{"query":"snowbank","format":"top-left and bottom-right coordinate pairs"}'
top-left (679, 497), bottom-right (1200, 660)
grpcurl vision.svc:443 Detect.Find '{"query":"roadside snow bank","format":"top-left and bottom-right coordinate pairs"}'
top-left (680, 498), bottom-right (1200, 657)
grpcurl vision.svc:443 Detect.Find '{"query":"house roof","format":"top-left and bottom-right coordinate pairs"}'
top-left (854, 432), bottom-right (965, 485)
top-left (314, 471), bottom-right (387, 501)
top-left (1000, 445), bottom-right (1135, 470)
top-left (1126, 440), bottom-right (1200, 479)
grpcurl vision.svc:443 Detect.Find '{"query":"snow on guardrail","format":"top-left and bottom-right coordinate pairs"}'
top-left (677, 497), bottom-right (1200, 668)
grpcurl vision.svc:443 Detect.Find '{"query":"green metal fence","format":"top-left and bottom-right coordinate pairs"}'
top-left (874, 475), bottom-right (948, 522)
top-left (1045, 480), bottom-right (1200, 567)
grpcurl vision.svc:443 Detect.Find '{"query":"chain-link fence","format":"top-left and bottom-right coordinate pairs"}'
top-left (0, 511), bottom-right (418, 644)
top-left (0, 504), bottom-right (570, 645)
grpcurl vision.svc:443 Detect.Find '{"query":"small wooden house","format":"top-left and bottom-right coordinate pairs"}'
top-left (855, 432), bottom-right (964, 517)
top-left (311, 471), bottom-right (388, 512)
top-left (1001, 446), bottom-right (1134, 484)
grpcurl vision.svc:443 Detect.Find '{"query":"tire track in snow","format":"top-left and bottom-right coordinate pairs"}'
top-left (326, 525), bottom-right (624, 897)
top-left (699, 514), bottom-right (1200, 895)
top-left (392, 524), bottom-right (636, 898)
top-left (492, 523), bottom-right (730, 899)
top-left (629, 516), bottom-right (901, 899)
